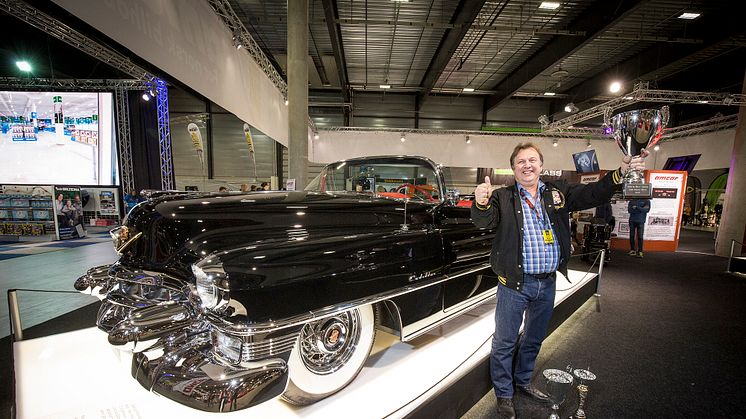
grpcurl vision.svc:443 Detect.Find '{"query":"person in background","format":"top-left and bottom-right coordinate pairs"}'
top-left (628, 198), bottom-right (651, 257)
top-left (240, 184), bottom-right (250, 193)
top-left (471, 143), bottom-right (646, 419)
top-left (123, 190), bottom-right (141, 214)
top-left (250, 185), bottom-right (258, 192)
top-left (260, 182), bottom-right (270, 191)
top-left (218, 186), bottom-right (229, 192)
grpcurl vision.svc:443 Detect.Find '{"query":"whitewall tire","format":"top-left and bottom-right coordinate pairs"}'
top-left (282, 304), bottom-right (377, 405)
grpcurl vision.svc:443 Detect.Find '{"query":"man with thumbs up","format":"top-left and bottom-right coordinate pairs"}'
top-left (472, 142), bottom-right (645, 418)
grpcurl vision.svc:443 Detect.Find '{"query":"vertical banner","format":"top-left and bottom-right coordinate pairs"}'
top-left (610, 170), bottom-right (687, 252)
top-left (54, 186), bottom-right (86, 239)
top-left (243, 123), bottom-right (258, 179)
top-left (187, 123), bottom-right (204, 169)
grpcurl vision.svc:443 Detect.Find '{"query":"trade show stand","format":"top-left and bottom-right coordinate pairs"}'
top-left (14, 269), bottom-right (598, 419)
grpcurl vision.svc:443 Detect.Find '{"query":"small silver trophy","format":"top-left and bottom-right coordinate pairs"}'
top-left (543, 368), bottom-right (574, 419)
top-left (606, 106), bottom-right (669, 198)
top-left (572, 368), bottom-right (597, 419)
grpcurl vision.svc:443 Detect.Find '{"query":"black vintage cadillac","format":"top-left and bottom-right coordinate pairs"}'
top-left (75, 156), bottom-right (496, 412)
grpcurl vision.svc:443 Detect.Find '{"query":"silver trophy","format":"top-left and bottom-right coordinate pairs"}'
top-left (572, 368), bottom-right (597, 419)
top-left (606, 106), bottom-right (669, 198)
top-left (543, 368), bottom-right (574, 419)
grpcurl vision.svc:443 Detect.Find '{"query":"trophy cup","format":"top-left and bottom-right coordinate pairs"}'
top-left (606, 106), bottom-right (669, 198)
top-left (572, 368), bottom-right (597, 419)
top-left (543, 368), bottom-right (574, 419)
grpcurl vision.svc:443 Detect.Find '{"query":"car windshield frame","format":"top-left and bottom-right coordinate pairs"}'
top-left (305, 156), bottom-right (446, 204)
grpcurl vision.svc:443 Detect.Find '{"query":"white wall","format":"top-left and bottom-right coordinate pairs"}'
top-left (55, 0), bottom-right (288, 145)
top-left (312, 128), bottom-right (736, 171)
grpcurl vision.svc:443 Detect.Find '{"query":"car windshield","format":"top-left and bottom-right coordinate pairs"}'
top-left (305, 159), bottom-right (441, 203)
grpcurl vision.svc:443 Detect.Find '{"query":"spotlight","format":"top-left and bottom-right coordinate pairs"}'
top-left (538, 115), bottom-right (550, 127)
top-left (142, 93), bottom-right (150, 101)
top-left (654, 144), bottom-right (660, 151)
top-left (313, 132), bottom-right (319, 140)
top-left (232, 29), bottom-right (242, 49)
top-left (15, 60), bottom-right (32, 72)
top-left (552, 139), bottom-right (558, 147)
top-left (400, 133), bottom-right (406, 142)
top-left (609, 81), bottom-right (622, 93)
top-left (564, 103), bottom-right (579, 113)
top-left (465, 135), bottom-right (471, 144)
top-left (284, 99), bottom-right (289, 106)
top-left (148, 89), bottom-right (155, 98)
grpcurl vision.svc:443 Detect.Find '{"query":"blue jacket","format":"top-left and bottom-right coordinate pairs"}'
top-left (628, 199), bottom-right (651, 224)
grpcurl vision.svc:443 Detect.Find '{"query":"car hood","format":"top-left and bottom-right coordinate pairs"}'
top-left (118, 190), bottom-right (434, 278)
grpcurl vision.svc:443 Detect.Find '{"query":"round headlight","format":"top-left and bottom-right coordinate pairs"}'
top-left (192, 264), bottom-right (218, 309)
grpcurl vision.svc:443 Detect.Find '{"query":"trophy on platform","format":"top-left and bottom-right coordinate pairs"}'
top-left (572, 368), bottom-right (597, 419)
top-left (605, 106), bottom-right (669, 198)
top-left (543, 368), bottom-right (574, 419)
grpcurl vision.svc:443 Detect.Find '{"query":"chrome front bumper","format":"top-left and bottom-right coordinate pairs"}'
top-left (74, 264), bottom-right (294, 412)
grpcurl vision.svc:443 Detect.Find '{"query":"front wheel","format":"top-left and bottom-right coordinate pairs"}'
top-left (282, 304), bottom-right (377, 405)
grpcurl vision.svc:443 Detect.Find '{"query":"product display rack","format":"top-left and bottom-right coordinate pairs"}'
top-left (0, 193), bottom-right (55, 237)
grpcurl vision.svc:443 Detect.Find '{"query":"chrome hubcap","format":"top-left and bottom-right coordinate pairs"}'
top-left (299, 310), bottom-right (360, 375)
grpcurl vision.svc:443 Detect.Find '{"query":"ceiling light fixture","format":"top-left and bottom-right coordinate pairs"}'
top-left (142, 93), bottom-right (150, 101)
top-left (462, 87), bottom-right (475, 92)
top-left (380, 84), bottom-right (391, 89)
top-left (564, 103), bottom-right (579, 113)
top-left (539, 2), bottom-right (560, 10)
top-left (543, 92), bottom-right (556, 96)
top-left (16, 61), bottom-right (32, 72)
top-left (609, 81), bottom-right (622, 93)
top-left (678, 12), bottom-right (700, 19)
top-left (284, 99), bottom-right (288, 106)
top-left (552, 139), bottom-right (558, 147)
top-left (654, 144), bottom-right (660, 151)
top-left (313, 132), bottom-right (319, 140)
top-left (400, 133), bottom-right (406, 142)
top-left (465, 135), bottom-right (471, 144)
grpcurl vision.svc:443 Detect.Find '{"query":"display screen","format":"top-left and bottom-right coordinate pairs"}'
top-left (572, 149), bottom-right (600, 173)
top-left (0, 91), bottom-right (118, 185)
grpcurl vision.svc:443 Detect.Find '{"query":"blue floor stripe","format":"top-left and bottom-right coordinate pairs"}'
top-left (0, 254), bottom-right (26, 261)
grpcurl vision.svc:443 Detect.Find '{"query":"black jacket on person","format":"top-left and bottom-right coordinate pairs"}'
top-left (471, 169), bottom-right (623, 291)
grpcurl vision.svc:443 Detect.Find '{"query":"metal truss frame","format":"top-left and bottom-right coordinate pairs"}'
top-left (0, 0), bottom-right (153, 81)
top-left (661, 114), bottom-right (738, 141)
top-left (544, 82), bottom-right (746, 132)
top-left (156, 79), bottom-right (174, 190)
top-left (114, 87), bottom-right (135, 194)
top-left (0, 77), bottom-right (147, 91)
top-left (207, 0), bottom-right (287, 96)
top-left (169, 113), bottom-right (211, 126)
top-left (322, 126), bottom-right (602, 139)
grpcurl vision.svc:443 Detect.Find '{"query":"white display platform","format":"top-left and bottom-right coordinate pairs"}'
top-left (15, 269), bottom-right (597, 419)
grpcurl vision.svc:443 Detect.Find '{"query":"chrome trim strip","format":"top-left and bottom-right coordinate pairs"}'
top-left (400, 288), bottom-right (496, 342)
top-left (206, 263), bottom-right (493, 336)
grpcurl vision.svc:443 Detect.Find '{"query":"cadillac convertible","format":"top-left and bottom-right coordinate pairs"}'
top-left (74, 156), bottom-right (496, 412)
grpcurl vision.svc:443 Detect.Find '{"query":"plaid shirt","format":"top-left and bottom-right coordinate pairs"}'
top-left (517, 181), bottom-right (560, 274)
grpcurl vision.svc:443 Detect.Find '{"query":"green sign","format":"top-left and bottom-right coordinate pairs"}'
top-left (53, 96), bottom-right (62, 103)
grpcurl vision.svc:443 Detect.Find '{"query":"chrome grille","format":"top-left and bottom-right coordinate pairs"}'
top-left (212, 328), bottom-right (299, 364)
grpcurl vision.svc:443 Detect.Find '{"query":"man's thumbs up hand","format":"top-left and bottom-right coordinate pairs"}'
top-left (474, 176), bottom-right (493, 206)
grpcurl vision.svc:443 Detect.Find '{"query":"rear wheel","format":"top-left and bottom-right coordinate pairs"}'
top-left (282, 304), bottom-right (377, 405)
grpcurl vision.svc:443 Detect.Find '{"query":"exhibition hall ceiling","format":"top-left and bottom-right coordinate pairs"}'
top-left (230, 0), bottom-right (745, 126)
top-left (0, 0), bottom-right (743, 129)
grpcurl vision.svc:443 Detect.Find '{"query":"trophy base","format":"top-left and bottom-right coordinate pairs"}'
top-left (623, 183), bottom-right (652, 199)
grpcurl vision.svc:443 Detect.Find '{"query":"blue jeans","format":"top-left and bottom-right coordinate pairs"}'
top-left (490, 274), bottom-right (556, 398)
top-left (629, 220), bottom-right (645, 252)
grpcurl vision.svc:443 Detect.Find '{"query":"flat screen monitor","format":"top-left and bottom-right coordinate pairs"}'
top-left (662, 154), bottom-right (700, 173)
top-left (572, 149), bottom-right (600, 173)
top-left (0, 91), bottom-right (118, 185)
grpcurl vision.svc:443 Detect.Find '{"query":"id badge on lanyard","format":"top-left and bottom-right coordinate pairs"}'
top-left (542, 229), bottom-right (554, 244)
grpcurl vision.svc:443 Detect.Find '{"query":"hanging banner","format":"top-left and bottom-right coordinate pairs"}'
top-left (243, 123), bottom-right (258, 179)
top-left (243, 123), bottom-right (254, 153)
top-left (187, 123), bottom-right (204, 169)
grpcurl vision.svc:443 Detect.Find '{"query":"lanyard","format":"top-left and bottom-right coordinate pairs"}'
top-left (519, 187), bottom-right (546, 227)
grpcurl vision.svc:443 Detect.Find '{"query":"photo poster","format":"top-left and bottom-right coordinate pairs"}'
top-left (96, 189), bottom-right (118, 215)
top-left (609, 170), bottom-right (687, 252)
top-left (54, 186), bottom-right (86, 239)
